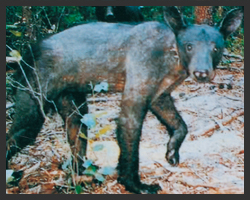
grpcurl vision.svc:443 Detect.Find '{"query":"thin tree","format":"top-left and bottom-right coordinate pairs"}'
top-left (194, 6), bottom-right (214, 25)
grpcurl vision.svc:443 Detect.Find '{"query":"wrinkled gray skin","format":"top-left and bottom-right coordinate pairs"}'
top-left (6, 7), bottom-right (243, 193)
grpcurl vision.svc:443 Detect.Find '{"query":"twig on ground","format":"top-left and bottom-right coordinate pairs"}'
top-left (223, 52), bottom-right (243, 60)
top-left (87, 96), bottom-right (122, 103)
top-left (217, 66), bottom-right (243, 72)
top-left (6, 102), bottom-right (15, 109)
top-left (6, 56), bottom-right (19, 63)
top-left (191, 109), bottom-right (244, 137)
top-left (187, 166), bottom-right (208, 183)
top-left (179, 180), bottom-right (219, 190)
top-left (210, 116), bottom-right (227, 132)
top-left (223, 96), bottom-right (242, 101)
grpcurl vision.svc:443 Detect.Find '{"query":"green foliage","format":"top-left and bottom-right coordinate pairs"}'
top-left (83, 164), bottom-right (98, 176)
top-left (6, 6), bottom-right (23, 24)
top-left (94, 173), bottom-right (105, 182)
top-left (141, 6), bottom-right (163, 21)
top-left (80, 113), bottom-right (97, 129)
top-left (82, 160), bottom-right (115, 183)
top-left (221, 59), bottom-right (232, 67)
top-left (75, 185), bottom-right (82, 194)
top-left (94, 82), bottom-right (109, 93)
top-left (92, 144), bottom-right (104, 151)
top-left (63, 12), bottom-right (83, 26)
top-left (98, 166), bottom-right (116, 176)
top-left (181, 6), bottom-right (195, 24)
top-left (225, 32), bottom-right (244, 56)
top-left (6, 170), bottom-right (14, 183)
top-left (213, 6), bottom-right (244, 56)
top-left (82, 159), bottom-right (113, 183)
top-left (6, 6), bottom-right (244, 57)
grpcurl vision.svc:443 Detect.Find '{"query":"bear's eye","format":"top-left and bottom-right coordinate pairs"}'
top-left (186, 44), bottom-right (192, 51)
top-left (213, 47), bottom-right (218, 52)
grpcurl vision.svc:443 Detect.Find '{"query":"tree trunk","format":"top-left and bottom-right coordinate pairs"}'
top-left (22, 6), bottom-right (41, 43)
top-left (194, 6), bottom-right (214, 25)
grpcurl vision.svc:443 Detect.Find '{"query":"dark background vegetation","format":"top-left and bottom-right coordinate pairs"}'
top-left (6, 6), bottom-right (244, 57)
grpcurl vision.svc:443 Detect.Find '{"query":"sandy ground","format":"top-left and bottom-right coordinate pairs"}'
top-left (6, 62), bottom-right (244, 194)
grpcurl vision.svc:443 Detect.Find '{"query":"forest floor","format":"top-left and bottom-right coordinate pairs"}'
top-left (6, 58), bottom-right (244, 194)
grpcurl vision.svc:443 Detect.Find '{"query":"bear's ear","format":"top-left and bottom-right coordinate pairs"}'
top-left (163, 6), bottom-right (186, 35)
top-left (219, 8), bottom-right (243, 39)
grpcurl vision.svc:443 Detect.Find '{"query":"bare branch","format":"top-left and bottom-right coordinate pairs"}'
top-left (42, 6), bottom-right (53, 29)
top-left (55, 7), bottom-right (66, 33)
top-left (191, 109), bottom-right (244, 137)
top-left (6, 56), bottom-right (19, 63)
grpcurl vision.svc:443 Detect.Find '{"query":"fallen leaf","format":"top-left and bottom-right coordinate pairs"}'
top-left (95, 125), bottom-right (113, 138)
top-left (239, 150), bottom-right (244, 154)
top-left (9, 50), bottom-right (22, 62)
top-left (9, 30), bottom-right (22, 37)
